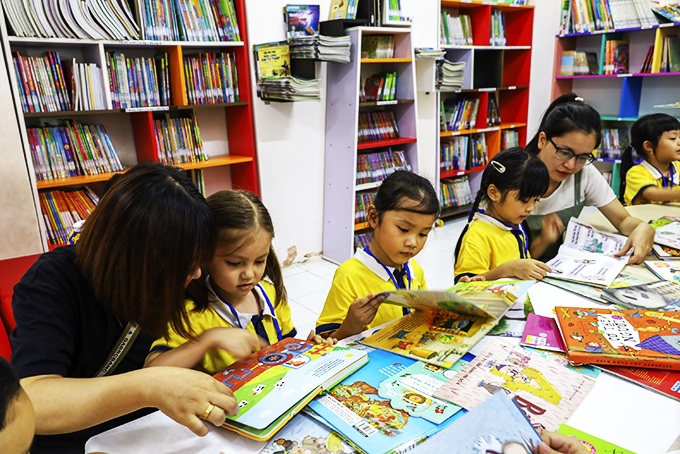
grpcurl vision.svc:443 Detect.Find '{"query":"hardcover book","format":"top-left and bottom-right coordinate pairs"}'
top-left (433, 338), bottom-right (596, 431)
top-left (597, 364), bottom-right (680, 401)
top-left (212, 339), bottom-right (369, 441)
top-left (554, 306), bottom-right (680, 370)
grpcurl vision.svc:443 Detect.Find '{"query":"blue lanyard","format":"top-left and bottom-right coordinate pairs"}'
top-left (653, 163), bottom-right (675, 188)
top-left (477, 209), bottom-right (529, 258)
top-left (363, 247), bottom-right (412, 290)
top-left (214, 282), bottom-right (283, 342)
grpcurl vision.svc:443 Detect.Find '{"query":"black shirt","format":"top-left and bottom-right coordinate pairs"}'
top-left (11, 245), bottom-right (154, 454)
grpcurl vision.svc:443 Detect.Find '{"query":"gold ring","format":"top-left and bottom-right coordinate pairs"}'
top-left (201, 403), bottom-right (215, 420)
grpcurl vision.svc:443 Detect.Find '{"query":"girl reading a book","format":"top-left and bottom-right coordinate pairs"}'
top-left (316, 170), bottom-right (439, 340)
top-left (621, 113), bottom-right (680, 205)
top-left (525, 93), bottom-right (654, 263)
top-left (454, 147), bottom-right (556, 282)
top-left (145, 190), bottom-right (332, 377)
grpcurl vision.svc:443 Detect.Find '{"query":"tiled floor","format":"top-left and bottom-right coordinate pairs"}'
top-left (283, 215), bottom-right (470, 337)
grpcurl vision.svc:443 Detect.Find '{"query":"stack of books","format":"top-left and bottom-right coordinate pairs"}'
top-left (440, 136), bottom-right (469, 172)
top-left (435, 59), bottom-right (466, 92)
top-left (470, 133), bottom-right (489, 168)
top-left (440, 176), bottom-right (473, 209)
top-left (106, 52), bottom-right (170, 109)
top-left (660, 34), bottom-right (680, 73)
top-left (440, 13), bottom-right (473, 46)
top-left (560, 51), bottom-right (598, 76)
top-left (415, 48), bottom-right (446, 59)
top-left (356, 149), bottom-right (411, 185)
top-left (257, 77), bottom-right (320, 102)
top-left (596, 127), bottom-right (629, 159)
top-left (39, 186), bottom-right (98, 245)
top-left (315, 35), bottom-right (351, 63)
top-left (440, 97), bottom-right (479, 132)
top-left (152, 112), bottom-right (207, 165)
top-left (358, 112), bottom-right (400, 142)
top-left (183, 52), bottom-right (240, 104)
top-left (28, 121), bottom-right (123, 181)
top-left (139, 0), bottom-right (241, 41)
top-left (63, 60), bottom-right (107, 111)
top-left (361, 72), bottom-right (397, 102)
top-left (355, 191), bottom-right (377, 225)
top-left (502, 130), bottom-right (519, 150)
top-left (12, 51), bottom-right (71, 113)
top-left (490, 10), bottom-right (506, 46)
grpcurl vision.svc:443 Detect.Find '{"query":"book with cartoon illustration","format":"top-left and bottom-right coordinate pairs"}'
top-left (556, 424), bottom-right (635, 454)
top-left (360, 281), bottom-right (534, 367)
top-left (651, 216), bottom-right (680, 250)
top-left (601, 280), bottom-right (680, 312)
top-left (653, 243), bottom-right (680, 260)
top-left (259, 412), bottom-right (357, 454)
top-left (543, 267), bottom-right (656, 304)
top-left (408, 391), bottom-right (543, 454)
top-left (645, 260), bottom-right (680, 282)
top-left (433, 338), bottom-right (596, 431)
top-left (212, 338), bottom-right (368, 441)
top-left (545, 218), bottom-right (630, 288)
top-left (307, 348), bottom-right (470, 454)
top-left (554, 306), bottom-right (680, 370)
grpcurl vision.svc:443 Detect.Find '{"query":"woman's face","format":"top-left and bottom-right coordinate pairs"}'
top-left (537, 131), bottom-right (598, 183)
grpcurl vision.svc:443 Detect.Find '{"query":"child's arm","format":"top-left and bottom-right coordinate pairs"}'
top-left (477, 259), bottom-right (552, 281)
top-left (637, 186), bottom-right (680, 203)
top-left (326, 293), bottom-right (386, 341)
top-left (530, 214), bottom-right (565, 259)
top-left (145, 328), bottom-right (260, 369)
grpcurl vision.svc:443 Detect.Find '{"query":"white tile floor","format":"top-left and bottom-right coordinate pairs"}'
top-left (284, 215), bottom-right (470, 337)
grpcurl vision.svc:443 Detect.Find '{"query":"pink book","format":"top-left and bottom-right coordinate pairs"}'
top-left (521, 314), bottom-right (566, 353)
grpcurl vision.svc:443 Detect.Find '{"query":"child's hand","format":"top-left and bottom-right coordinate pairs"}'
top-left (332, 293), bottom-right (387, 340)
top-left (541, 214), bottom-right (564, 244)
top-left (459, 275), bottom-right (486, 283)
top-left (508, 259), bottom-right (552, 281)
top-left (204, 327), bottom-right (262, 359)
top-left (306, 329), bottom-right (337, 346)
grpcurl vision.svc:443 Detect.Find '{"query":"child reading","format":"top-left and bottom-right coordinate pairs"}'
top-left (622, 113), bottom-right (680, 205)
top-left (454, 147), bottom-right (558, 282)
top-left (145, 190), bottom-right (329, 375)
top-left (316, 170), bottom-right (439, 340)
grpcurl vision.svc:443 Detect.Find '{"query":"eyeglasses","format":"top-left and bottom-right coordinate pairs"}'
top-left (549, 138), bottom-right (595, 166)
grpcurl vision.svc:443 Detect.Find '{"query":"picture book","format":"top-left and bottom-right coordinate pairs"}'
top-left (521, 314), bottom-right (566, 352)
top-left (213, 339), bottom-right (369, 441)
top-left (543, 267), bottom-right (656, 304)
top-left (556, 424), bottom-right (635, 454)
top-left (408, 391), bottom-right (543, 454)
top-left (259, 412), bottom-right (357, 454)
top-left (307, 349), bottom-right (468, 454)
top-left (651, 216), bottom-right (680, 250)
top-left (554, 306), bottom-right (680, 370)
top-left (602, 280), bottom-right (680, 312)
top-left (653, 243), bottom-right (680, 260)
top-left (522, 347), bottom-right (600, 379)
top-left (254, 42), bottom-right (291, 80)
top-left (433, 338), bottom-right (596, 431)
top-left (599, 363), bottom-right (680, 401)
top-left (284, 5), bottom-right (320, 41)
top-left (328, 0), bottom-right (349, 20)
top-left (545, 218), bottom-right (630, 288)
top-left (646, 260), bottom-right (680, 282)
top-left (360, 281), bottom-right (534, 367)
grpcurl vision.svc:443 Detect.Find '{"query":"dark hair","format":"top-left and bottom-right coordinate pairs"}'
top-left (76, 163), bottom-right (216, 339)
top-left (620, 114), bottom-right (680, 196)
top-left (454, 147), bottom-right (550, 258)
top-left (371, 170), bottom-right (440, 228)
top-left (526, 93), bottom-right (602, 154)
top-left (0, 357), bottom-right (21, 431)
top-left (187, 190), bottom-right (286, 311)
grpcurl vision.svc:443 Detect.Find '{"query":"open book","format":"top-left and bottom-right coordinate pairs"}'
top-left (359, 281), bottom-right (534, 367)
top-left (546, 218), bottom-right (630, 288)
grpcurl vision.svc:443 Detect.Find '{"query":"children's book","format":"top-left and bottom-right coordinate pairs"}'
top-left (554, 306), bottom-right (680, 370)
top-left (259, 412), bottom-right (357, 454)
top-left (556, 424), bottom-right (635, 454)
top-left (284, 5), bottom-right (320, 41)
top-left (653, 243), bottom-right (680, 260)
top-left (213, 339), bottom-right (369, 441)
top-left (545, 218), bottom-right (630, 288)
top-left (598, 364), bottom-right (680, 402)
top-left (328, 0), bottom-right (349, 20)
top-left (433, 338), bottom-right (596, 431)
top-left (645, 260), bottom-right (680, 282)
top-left (602, 280), bottom-right (680, 312)
top-left (543, 267), bottom-right (656, 304)
top-left (307, 348), bottom-right (469, 454)
top-left (651, 216), bottom-right (680, 250)
top-left (254, 42), bottom-right (291, 80)
top-left (408, 391), bottom-right (543, 454)
top-left (521, 314), bottom-right (566, 352)
top-left (360, 281), bottom-right (534, 367)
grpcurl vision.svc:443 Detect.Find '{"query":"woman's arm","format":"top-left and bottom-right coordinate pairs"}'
top-left (22, 367), bottom-right (237, 436)
top-left (598, 198), bottom-right (655, 264)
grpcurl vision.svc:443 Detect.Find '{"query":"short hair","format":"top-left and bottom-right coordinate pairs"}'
top-left (0, 357), bottom-right (20, 431)
top-left (76, 163), bottom-right (216, 339)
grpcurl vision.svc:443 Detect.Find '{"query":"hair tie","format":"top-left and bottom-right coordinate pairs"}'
top-left (490, 161), bottom-right (506, 173)
top-left (575, 96), bottom-right (584, 102)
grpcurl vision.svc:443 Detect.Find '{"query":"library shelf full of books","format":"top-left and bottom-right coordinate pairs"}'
top-left (431, 1), bottom-right (534, 219)
top-left (324, 27), bottom-right (418, 263)
top-left (0, 0), bottom-right (259, 250)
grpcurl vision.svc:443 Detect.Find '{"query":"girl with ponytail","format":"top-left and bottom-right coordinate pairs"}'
top-left (454, 147), bottom-right (556, 282)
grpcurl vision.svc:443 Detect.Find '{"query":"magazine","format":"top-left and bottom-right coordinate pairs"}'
top-left (284, 5), bottom-right (319, 41)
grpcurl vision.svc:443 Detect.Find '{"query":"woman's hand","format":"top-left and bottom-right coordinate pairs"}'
top-left (615, 221), bottom-right (655, 264)
top-left (307, 329), bottom-right (337, 346)
top-left (541, 214), bottom-right (565, 244)
top-left (539, 430), bottom-right (590, 454)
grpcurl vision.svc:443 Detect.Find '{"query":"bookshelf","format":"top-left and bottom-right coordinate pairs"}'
top-left (0, 0), bottom-right (259, 250)
top-left (323, 27), bottom-right (418, 263)
top-left (419, 1), bottom-right (534, 220)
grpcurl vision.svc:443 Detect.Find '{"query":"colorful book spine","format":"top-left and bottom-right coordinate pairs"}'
top-left (38, 186), bottom-right (99, 245)
top-left (141, 0), bottom-right (240, 42)
top-left (12, 51), bottom-right (72, 113)
top-left (440, 176), bottom-right (472, 210)
top-left (151, 112), bottom-right (207, 165)
top-left (183, 52), bottom-right (239, 104)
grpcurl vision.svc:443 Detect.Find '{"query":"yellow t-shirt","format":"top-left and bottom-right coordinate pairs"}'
top-left (624, 160), bottom-right (680, 206)
top-left (316, 248), bottom-right (427, 335)
top-left (150, 280), bottom-right (295, 375)
top-left (454, 212), bottom-right (530, 281)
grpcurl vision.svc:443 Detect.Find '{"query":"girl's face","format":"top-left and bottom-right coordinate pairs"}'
top-left (537, 131), bottom-right (598, 182)
top-left (368, 200), bottom-right (435, 268)
top-left (488, 188), bottom-right (539, 226)
top-left (651, 130), bottom-right (680, 163)
top-left (209, 229), bottom-right (271, 302)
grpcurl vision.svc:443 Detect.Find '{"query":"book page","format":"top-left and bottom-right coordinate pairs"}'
top-left (559, 217), bottom-right (630, 261)
top-left (546, 253), bottom-right (625, 288)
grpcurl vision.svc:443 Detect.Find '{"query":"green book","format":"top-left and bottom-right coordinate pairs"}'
top-left (557, 424), bottom-right (635, 453)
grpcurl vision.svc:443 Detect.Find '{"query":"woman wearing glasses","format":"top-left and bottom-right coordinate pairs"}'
top-left (525, 93), bottom-right (655, 263)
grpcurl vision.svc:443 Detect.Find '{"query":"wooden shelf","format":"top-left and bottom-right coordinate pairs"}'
top-left (441, 45), bottom-right (531, 50)
top-left (361, 58), bottom-right (412, 63)
top-left (557, 22), bottom-right (679, 39)
top-left (499, 122), bottom-right (527, 130)
top-left (440, 165), bottom-right (486, 179)
top-left (354, 222), bottom-right (369, 231)
top-left (440, 203), bottom-right (474, 219)
top-left (358, 99), bottom-right (415, 107)
top-left (23, 102), bottom-right (249, 117)
top-left (177, 154), bottom-right (252, 170)
top-left (355, 181), bottom-right (381, 191)
top-left (450, 85), bottom-right (528, 93)
top-left (8, 36), bottom-right (245, 48)
top-left (357, 137), bottom-right (417, 150)
top-left (441, 1), bottom-right (533, 10)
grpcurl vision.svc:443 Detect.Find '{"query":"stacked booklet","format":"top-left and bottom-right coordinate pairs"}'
top-left (435, 59), bottom-right (466, 91)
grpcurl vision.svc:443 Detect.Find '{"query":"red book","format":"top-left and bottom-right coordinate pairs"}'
top-left (599, 364), bottom-right (680, 401)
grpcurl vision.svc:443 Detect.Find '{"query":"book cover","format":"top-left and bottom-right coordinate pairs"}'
top-left (284, 5), bottom-right (320, 41)
top-left (254, 42), bottom-right (290, 80)
top-left (556, 424), bottom-right (635, 454)
top-left (598, 364), bottom-right (680, 401)
top-left (645, 260), bottom-right (680, 282)
top-left (653, 244), bottom-right (680, 260)
top-left (521, 314), bottom-right (566, 352)
top-left (212, 339), bottom-right (369, 440)
top-left (602, 280), bottom-right (680, 312)
top-left (433, 338), bottom-right (596, 431)
top-left (555, 306), bottom-right (680, 370)
top-left (259, 412), bottom-right (357, 454)
top-left (307, 348), bottom-right (467, 454)
top-left (329, 0), bottom-right (349, 20)
top-left (651, 216), bottom-right (680, 250)
top-left (408, 391), bottom-right (543, 454)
